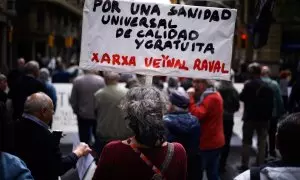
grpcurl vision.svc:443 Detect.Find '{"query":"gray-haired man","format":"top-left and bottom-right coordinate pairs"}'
top-left (70, 70), bottom-right (105, 144)
top-left (11, 92), bottom-right (92, 180)
top-left (94, 71), bottom-right (133, 155)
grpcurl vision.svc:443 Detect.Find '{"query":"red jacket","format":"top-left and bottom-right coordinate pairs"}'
top-left (189, 92), bottom-right (225, 150)
top-left (93, 141), bottom-right (187, 180)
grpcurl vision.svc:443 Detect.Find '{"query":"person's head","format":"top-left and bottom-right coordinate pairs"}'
top-left (192, 79), bottom-right (213, 94)
top-left (248, 62), bottom-right (261, 78)
top-left (24, 61), bottom-right (40, 78)
top-left (125, 78), bottom-right (140, 89)
top-left (17, 58), bottom-right (25, 69)
top-left (261, 66), bottom-right (271, 77)
top-left (39, 68), bottom-right (50, 83)
top-left (103, 71), bottom-right (120, 85)
top-left (120, 87), bottom-right (167, 147)
top-left (70, 60), bottom-right (77, 66)
top-left (0, 74), bottom-right (7, 91)
top-left (83, 70), bottom-right (98, 75)
top-left (168, 77), bottom-right (179, 89)
top-left (276, 113), bottom-right (300, 163)
top-left (24, 92), bottom-right (54, 125)
top-left (168, 90), bottom-right (190, 112)
top-left (280, 70), bottom-right (291, 80)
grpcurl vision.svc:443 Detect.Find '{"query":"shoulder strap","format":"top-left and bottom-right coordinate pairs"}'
top-left (250, 167), bottom-right (261, 180)
top-left (160, 143), bottom-right (175, 174)
top-left (129, 141), bottom-right (174, 179)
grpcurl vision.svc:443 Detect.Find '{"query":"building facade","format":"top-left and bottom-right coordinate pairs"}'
top-left (10, 0), bottom-right (83, 68)
top-left (0, 0), bottom-right (11, 74)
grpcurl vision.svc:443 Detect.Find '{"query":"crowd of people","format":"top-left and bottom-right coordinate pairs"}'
top-left (0, 57), bottom-right (300, 180)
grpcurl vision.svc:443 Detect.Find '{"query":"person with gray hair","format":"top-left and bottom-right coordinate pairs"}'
top-left (164, 89), bottom-right (200, 180)
top-left (24, 61), bottom-right (40, 78)
top-left (70, 70), bottom-right (105, 145)
top-left (39, 68), bottom-right (57, 113)
top-left (8, 60), bottom-right (47, 120)
top-left (11, 92), bottom-right (92, 180)
top-left (92, 87), bottom-right (187, 180)
top-left (94, 71), bottom-right (132, 156)
top-left (261, 66), bottom-right (285, 158)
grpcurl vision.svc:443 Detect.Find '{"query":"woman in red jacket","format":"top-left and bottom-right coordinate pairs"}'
top-left (92, 86), bottom-right (187, 180)
top-left (188, 79), bottom-right (225, 180)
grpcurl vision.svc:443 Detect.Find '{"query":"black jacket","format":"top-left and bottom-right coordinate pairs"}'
top-left (217, 81), bottom-right (240, 121)
top-left (8, 75), bottom-right (47, 120)
top-left (240, 78), bottom-right (274, 121)
top-left (11, 117), bottom-right (78, 180)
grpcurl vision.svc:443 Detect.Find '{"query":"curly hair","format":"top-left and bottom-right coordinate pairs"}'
top-left (120, 86), bottom-right (168, 148)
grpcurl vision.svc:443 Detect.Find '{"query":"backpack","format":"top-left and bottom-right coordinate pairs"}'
top-left (252, 81), bottom-right (274, 120)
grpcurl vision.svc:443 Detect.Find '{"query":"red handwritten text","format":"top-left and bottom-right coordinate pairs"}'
top-left (144, 55), bottom-right (189, 71)
top-left (91, 53), bottom-right (136, 66)
top-left (193, 58), bottom-right (229, 73)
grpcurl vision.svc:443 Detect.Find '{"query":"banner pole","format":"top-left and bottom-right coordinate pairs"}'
top-left (145, 75), bottom-right (153, 86)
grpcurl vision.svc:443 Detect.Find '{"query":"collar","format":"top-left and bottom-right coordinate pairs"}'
top-left (23, 113), bottom-right (49, 130)
top-left (197, 87), bottom-right (216, 105)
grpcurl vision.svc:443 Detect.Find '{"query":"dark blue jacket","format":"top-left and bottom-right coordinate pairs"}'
top-left (163, 112), bottom-right (200, 154)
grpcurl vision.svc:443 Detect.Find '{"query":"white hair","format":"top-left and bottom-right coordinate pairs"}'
top-left (24, 92), bottom-right (52, 114)
top-left (103, 71), bottom-right (120, 82)
top-left (0, 74), bottom-right (6, 81)
top-left (39, 68), bottom-right (50, 82)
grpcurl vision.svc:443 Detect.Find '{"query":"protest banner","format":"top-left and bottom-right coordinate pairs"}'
top-left (52, 83), bottom-right (78, 133)
top-left (80, 0), bottom-right (237, 80)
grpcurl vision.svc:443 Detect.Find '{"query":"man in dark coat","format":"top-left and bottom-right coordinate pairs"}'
top-left (11, 92), bottom-right (92, 180)
top-left (8, 61), bottom-right (47, 120)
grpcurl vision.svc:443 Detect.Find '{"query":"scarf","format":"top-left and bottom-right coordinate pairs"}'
top-left (196, 87), bottom-right (216, 106)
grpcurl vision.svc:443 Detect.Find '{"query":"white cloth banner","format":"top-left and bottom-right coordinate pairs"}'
top-left (80, 0), bottom-right (237, 80)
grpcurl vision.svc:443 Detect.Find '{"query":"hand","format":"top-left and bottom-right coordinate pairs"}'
top-left (73, 143), bottom-right (92, 158)
top-left (187, 87), bottom-right (195, 97)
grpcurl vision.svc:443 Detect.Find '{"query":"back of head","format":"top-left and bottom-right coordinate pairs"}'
top-left (24, 92), bottom-right (51, 114)
top-left (24, 61), bottom-right (40, 77)
top-left (125, 78), bottom-right (140, 89)
top-left (248, 62), bottom-right (261, 77)
top-left (103, 71), bottom-right (120, 84)
top-left (39, 68), bottom-right (50, 82)
top-left (277, 113), bottom-right (300, 163)
top-left (197, 79), bottom-right (214, 88)
top-left (261, 66), bottom-right (271, 77)
top-left (17, 58), bottom-right (25, 68)
top-left (24, 92), bottom-right (53, 124)
top-left (120, 87), bottom-right (167, 147)
top-left (168, 77), bottom-right (179, 88)
top-left (169, 90), bottom-right (190, 109)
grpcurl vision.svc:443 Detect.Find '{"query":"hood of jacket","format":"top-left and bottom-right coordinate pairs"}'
top-left (261, 166), bottom-right (300, 180)
top-left (163, 112), bottom-right (200, 135)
